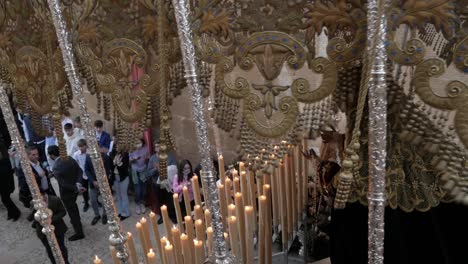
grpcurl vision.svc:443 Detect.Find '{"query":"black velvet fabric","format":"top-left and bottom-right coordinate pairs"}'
top-left (329, 202), bottom-right (468, 264)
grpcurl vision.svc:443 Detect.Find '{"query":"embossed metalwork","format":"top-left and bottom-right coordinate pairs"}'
top-left (46, 1), bottom-right (129, 263)
top-left (0, 82), bottom-right (65, 264)
top-left (366, 0), bottom-right (389, 263)
top-left (171, 0), bottom-right (238, 262)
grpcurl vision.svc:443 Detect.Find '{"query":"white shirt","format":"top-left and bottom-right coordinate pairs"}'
top-left (108, 141), bottom-right (114, 156)
top-left (18, 113), bottom-right (30, 142)
top-left (65, 133), bottom-right (83, 157)
top-left (30, 161), bottom-right (48, 191)
top-left (74, 128), bottom-right (85, 137)
top-left (73, 150), bottom-right (88, 180)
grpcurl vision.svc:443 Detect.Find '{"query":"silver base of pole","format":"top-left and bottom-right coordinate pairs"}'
top-left (205, 252), bottom-right (240, 264)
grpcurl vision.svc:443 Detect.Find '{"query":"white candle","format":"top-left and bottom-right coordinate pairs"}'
top-left (204, 209), bottom-right (212, 228)
top-left (126, 232), bottom-right (138, 264)
top-left (194, 239), bottom-right (205, 264)
top-left (206, 226), bottom-right (214, 255)
top-left (147, 248), bottom-right (157, 264)
top-left (164, 241), bottom-right (175, 264)
top-left (173, 193), bottom-right (185, 231)
top-left (183, 186), bottom-right (192, 217)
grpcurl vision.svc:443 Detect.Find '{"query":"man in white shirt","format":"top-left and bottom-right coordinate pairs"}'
top-left (64, 123), bottom-right (83, 157)
top-left (61, 116), bottom-right (73, 133)
top-left (73, 139), bottom-right (90, 212)
top-left (73, 116), bottom-right (85, 137)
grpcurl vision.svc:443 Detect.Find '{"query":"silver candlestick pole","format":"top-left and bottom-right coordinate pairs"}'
top-left (46, 0), bottom-right (129, 262)
top-left (171, 0), bottom-right (238, 263)
top-left (366, 0), bottom-right (389, 263)
top-left (0, 82), bottom-right (65, 264)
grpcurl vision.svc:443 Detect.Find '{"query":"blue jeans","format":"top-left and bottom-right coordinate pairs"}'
top-left (134, 174), bottom-right (146, 205)
top-left (114, 175), bottom-right (130, 217)
top-left (89, 186), bottom-right (106, 217)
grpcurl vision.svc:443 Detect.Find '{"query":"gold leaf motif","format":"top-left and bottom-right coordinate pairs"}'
top-left (142, 15), bottom-right (158, 44)
top-left (78, 22), bottom-right (102, 46)
top-left (398, 0), bottom-right (458, 39)
top-left (243, 93), bottom-right (299, 138)
top-left (199, 9), bottom-right (233, 38)
top-left (304, 0), bottom-right (354, 36)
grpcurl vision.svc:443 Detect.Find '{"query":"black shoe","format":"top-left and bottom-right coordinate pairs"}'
top-left (9, 211), bottom-right (21, 222)
top-left (31, 222), bottom-right (37, 228)
top-left (157, 217), bottom-right (163, 225)
top-left (68, 233), bottom-right (85, 241)
top-left (27, 212), bottom-right (34, 222)
top-left (91, 216), bottom-right (101, 225)
top-left (83, 203), bottom-right (89, 212)
top-left (119, 215), bottom-right (129, 221)
top-left (102, 215), bottom-right (107, 225)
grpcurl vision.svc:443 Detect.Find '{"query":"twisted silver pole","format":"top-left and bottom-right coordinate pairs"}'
top-left (171, 0), bottom-right (238, 263)
top-left (366, 0), bottom-right (389, 263)
top-left (0, 82), bottom-right (65, 264)
top-left (45, 1), bottom-right (129, 262)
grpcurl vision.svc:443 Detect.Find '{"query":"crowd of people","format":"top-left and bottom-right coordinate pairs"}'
top-left (0, 113), bottom-right (218, 264)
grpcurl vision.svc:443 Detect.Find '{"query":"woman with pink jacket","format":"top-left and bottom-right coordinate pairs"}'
top-left (172, 159), bottom-right (195, 216)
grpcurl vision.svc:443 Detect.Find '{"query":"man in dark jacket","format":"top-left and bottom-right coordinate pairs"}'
top-left (34, 189), bottom-right (70, 264)
top-left (79, 139), bottom-right (111, 225)
top-left (48, 145), bottom-right (85, 241)
top-left (94, 120), bottom-right (111, 153)
top-left (23, 145), bottom-right (56, 222)
top-left (0, 139), bottom-right (21, 221)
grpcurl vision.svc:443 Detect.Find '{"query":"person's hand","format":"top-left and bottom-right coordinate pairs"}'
top-left (93, 181), bottom-right (99, 189)
top-left (302, 149), bottom-right (317, 161)
top-left (39, 171), bottom-right (46, 177)
top-left (154, 162), bottom-right (159, 170)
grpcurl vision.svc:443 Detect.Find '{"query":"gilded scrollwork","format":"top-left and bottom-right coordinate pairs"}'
top-left (386, 0), bottom-right (458, 65)
top-left (453, 35), bottom-right (468, 73)
top-left (112, 88), bottom-right (148, 123)
top-left (413, 58), bottom-right (468, 149)
top-left (243, 93), bottom-right (299, 138)
top-left (292, 57), bottom-right (337, 103)
top-left (77, 38), bottom-right (153, 124)
top-left (326, 9), bottom-right (368, 64)
top-left (215, 57), bottom-right (249, 99)
top-left (11, 46), bottom-right (61, 115)
top-left (235, 31), bottom-right (307, 75)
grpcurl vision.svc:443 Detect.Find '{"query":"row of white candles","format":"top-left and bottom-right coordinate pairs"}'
top-left (94, 139), bottom-right (309, 263)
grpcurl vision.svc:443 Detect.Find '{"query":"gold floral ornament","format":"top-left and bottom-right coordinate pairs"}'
top-left (304, 0), bottom-right (368, 64)
top-left (76, 38), bottom-right (151, 124)
top-left (214, 31), bottom-right (337, 141)
top-left (10, 46), bottom-right (66, 115)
